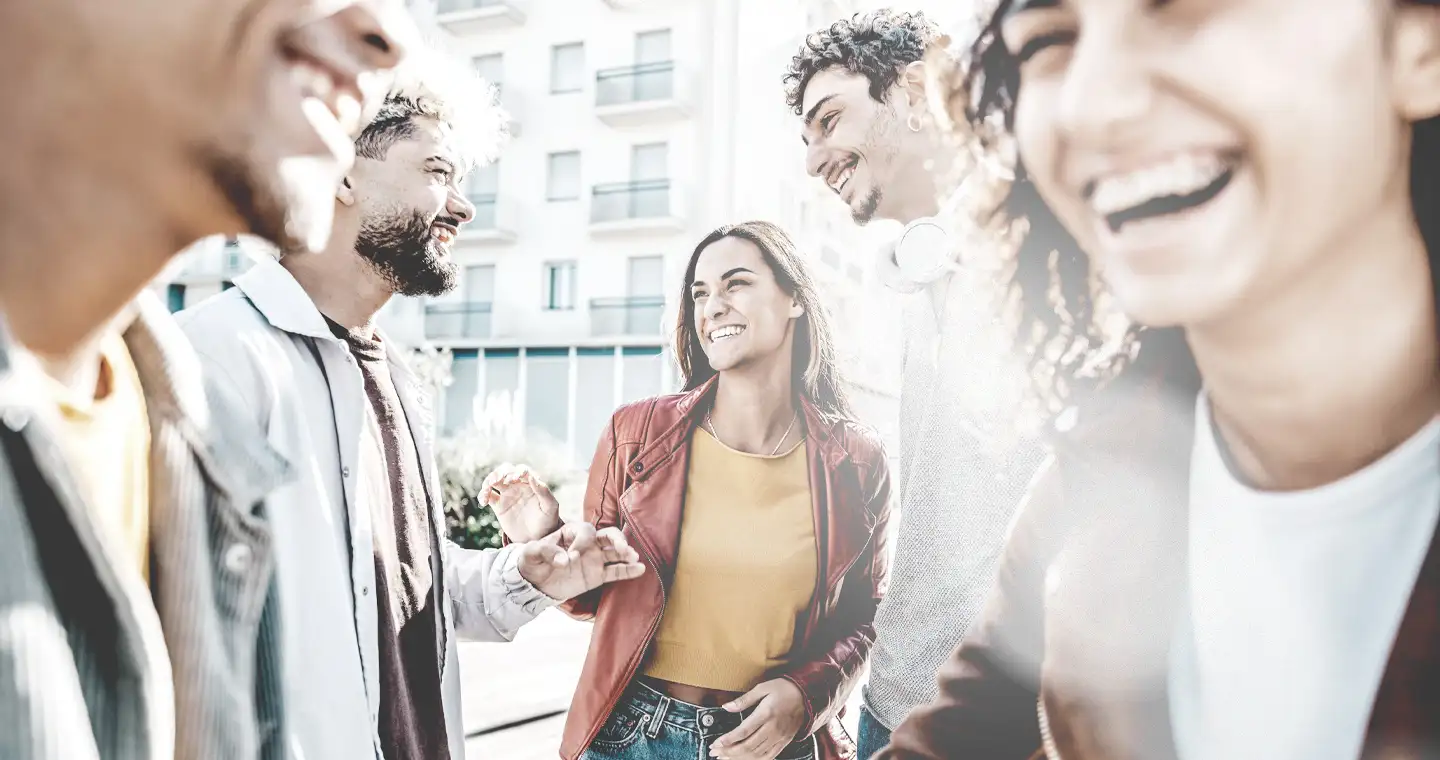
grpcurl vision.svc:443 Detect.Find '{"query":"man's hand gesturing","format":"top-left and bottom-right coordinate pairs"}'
top-left (483, 463), bottom-right (563, 543)
top-left (516, 522), bottom-right (645, 602)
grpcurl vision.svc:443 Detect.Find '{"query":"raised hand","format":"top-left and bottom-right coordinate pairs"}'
top-left (516, 522), bottom-right (645, 602)
top-left (482, 463), bottom-right (562, 543)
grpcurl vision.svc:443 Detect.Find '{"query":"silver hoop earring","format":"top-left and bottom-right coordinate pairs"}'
top-left (907, 113), bottom-right (923, 133)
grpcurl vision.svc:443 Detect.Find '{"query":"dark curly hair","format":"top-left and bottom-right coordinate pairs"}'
top-left (960, 0), bottom-right (1440, 424)
top-left (783, 10), bottom-right (940, 116)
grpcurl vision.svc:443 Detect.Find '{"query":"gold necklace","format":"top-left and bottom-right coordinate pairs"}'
top-left (705, 412), bottom-right (799, 456)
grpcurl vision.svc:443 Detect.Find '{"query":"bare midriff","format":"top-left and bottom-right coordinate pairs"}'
top-left (642, 677), bottom-right (745, 708)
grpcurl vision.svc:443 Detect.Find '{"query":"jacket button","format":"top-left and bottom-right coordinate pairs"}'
top-left (1, 408), bottom-right (29, 432)
top-left (632, 461), bottom-right (644, 473)
top-left (343, 466), bottom-right (351, 478)
top-left (223, 543), bottom-right (253, 573)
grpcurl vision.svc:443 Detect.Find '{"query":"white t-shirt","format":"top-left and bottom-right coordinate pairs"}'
top-left (1170, 395), bottom-right (1440, 760)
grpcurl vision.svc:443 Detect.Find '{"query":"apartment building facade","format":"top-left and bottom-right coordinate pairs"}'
top-left (154, 0), bottom-right (903, 468)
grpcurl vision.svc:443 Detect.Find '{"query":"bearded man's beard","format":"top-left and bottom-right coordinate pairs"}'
top-left (356, 209), bottom-right (460, 297)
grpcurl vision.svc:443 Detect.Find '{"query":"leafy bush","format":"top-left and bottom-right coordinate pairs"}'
top-left (436, 390), bottom-right (584, 549)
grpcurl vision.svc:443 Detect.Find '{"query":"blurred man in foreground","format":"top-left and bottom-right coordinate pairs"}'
top-left (0, 0), bottom-right (413, 758)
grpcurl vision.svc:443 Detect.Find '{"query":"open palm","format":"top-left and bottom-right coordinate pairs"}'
top-left (517, 523), bottom-right (645, 602)
top-left (482, 463), bottom-right (562, 543)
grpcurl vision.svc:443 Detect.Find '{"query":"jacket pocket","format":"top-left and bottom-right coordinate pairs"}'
top-left (208, 492), bottom-right (275, 645)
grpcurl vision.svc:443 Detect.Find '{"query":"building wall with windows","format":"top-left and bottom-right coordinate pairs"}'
top-left (149, 0), bottom-right (904, 468)
top-left (397, 0), bottom-right (904, 465)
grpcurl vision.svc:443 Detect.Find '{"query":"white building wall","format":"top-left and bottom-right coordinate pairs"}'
top-left (155, 0), bottom-right (905, 465)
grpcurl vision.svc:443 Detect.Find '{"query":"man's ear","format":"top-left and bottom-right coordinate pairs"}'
top-left (336, 175), bottom-right (356, 206)
top-left (1392, 3), bottom-right (1440, 121)
top-left (901, 60), bottom-right (928, 109)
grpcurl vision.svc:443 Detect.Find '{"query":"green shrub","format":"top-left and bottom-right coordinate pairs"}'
top-left (435, 390), bottom-right (583, 549)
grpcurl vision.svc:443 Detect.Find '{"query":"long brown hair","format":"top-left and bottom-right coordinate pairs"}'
top-left (674, 221), bottom-right (856, 424)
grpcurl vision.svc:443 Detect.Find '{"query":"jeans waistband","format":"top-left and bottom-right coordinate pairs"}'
top-left (620, 679), bottom-right (745, 740)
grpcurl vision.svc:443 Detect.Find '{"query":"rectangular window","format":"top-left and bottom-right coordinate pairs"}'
top-left (482, 348), bottom-right (521, 412)
top-left (635, 29), bottom-right (672, 64)
top-left (473, 53), bottom-right (504, 93)
top-left (574, 347), bottom-right (616, 465)
top-left (550, 43), bottom-right (585, 94)
top-left (544, 261), bottom-right (577, 311)
top-left (467, 161), bottom-right (500, 228)
top-left (621, 346), bottom-right (663, 404)
top-left (547, 151), bottom-right (581, 201)
top-left (443, 349), bottom-right (480, 436)
top-left (524, 348), bottom-right (571, 448)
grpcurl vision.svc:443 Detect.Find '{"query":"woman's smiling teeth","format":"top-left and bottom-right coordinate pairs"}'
top-left (1086, 151), bottom-right (1238, 232)
top-left (708, 324), bottom-right (745, 343)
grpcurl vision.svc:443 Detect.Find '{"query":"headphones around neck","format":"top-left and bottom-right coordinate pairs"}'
top-left (893, 217), bottom-right (960, 285)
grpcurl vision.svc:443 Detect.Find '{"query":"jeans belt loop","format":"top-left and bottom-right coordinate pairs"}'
top-left (647, 695), bottom-right (671, 739)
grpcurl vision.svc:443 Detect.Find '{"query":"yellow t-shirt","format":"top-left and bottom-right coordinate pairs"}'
top-left (43, 331), bottom-right (152, 583)
top-left (643, 427), bottom-right (818, 693)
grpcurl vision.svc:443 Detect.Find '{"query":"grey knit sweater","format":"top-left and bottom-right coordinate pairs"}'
top-left (863, 245), bottom-right (1045, 731)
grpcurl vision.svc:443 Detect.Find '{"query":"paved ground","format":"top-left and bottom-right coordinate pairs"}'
top-left (460, 612), bottom-right (866, 759)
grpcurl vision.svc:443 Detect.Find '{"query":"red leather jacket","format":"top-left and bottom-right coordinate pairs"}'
top-left (557, 378), bottom-right (893, 760)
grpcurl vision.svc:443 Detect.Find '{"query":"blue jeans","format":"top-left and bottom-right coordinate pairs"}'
top-left (582, 679), bottom-right (817, 760)
top-left (856, 705), bottom-right (891, 760)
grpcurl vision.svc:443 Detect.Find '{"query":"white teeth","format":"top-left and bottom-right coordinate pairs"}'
top-left (708, 325), bottom-right (744, 342)
top-left (433, 227), bottom-right (454, 244)
top-left (828, 164), bottom-right (856, 194)
top-left (291, 60), bottom-right (334, 102)
top-left (1089, 153), bottom-right (1230, 216)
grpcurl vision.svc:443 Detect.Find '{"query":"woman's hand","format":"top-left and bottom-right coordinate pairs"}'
top-left (482, 463), bottom-right (563, 543)
top-left (708, 679), bottom-right (808, 760)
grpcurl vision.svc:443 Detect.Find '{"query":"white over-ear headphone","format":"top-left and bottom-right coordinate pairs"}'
top-left (893, 217), bottom-right (960, 285)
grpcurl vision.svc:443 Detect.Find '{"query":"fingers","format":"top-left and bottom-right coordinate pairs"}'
top-left (710, 711), bottom-right (765, 757)
top-left (723, 686), bottom-right (766, 713)
top-left (518, 538), bottom-right (568, 570)
top-left (595, 527), bottom-right (640, 565)
top-left (600, 561), bottom-right (646, 584)
top-left (556, 520), bottom-right (598, 560)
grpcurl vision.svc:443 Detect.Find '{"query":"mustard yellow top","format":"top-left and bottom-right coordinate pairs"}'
top-left (42, 331), bottom-right (152, 583)
top-left (643, 427), bottom-right (817, 692)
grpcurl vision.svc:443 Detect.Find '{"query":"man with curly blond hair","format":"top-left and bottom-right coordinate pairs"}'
top-left (785, 11), bottom-right (1043, 757)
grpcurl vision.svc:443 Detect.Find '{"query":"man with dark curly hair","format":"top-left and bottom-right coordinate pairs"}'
top-left (784, 10), bottom-right (1043, 759)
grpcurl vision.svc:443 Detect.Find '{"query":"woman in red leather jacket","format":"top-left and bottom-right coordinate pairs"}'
top-left (488, 220), bottom-right (892, 760)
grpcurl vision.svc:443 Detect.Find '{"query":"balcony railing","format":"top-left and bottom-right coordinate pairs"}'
top-left (434, 0), bottom-right (525, 31)
top-left (590, 180), bottom-right (670, 224)
top-left (425, 302), bottom-right (493, 340)
top-left (595, 61), bottom-right (675, 107)
top-left (590, 296), bottom-right (666, 336)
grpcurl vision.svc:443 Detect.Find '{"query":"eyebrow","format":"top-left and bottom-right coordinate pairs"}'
top-left (803, 94), bottom-right (839, 129)
top-left (690, 267), bottom-right (756, 288)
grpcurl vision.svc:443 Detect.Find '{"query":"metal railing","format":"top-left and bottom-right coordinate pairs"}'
top-left (437, 0), bottom-right (507, 12)
top-left (467, 193), bottom-right (498, 230)
top-left (595, 61), bottom-right (675, 107)
top-left (590, 296), bottom-right (666, 336)
top-left (425, 302), bottom-right (493, 339)
top-left (590, 180), bottom-right (670, 223)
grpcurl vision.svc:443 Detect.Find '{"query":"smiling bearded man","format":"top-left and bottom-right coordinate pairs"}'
top-left (175, 62), bottom-right (646, 760)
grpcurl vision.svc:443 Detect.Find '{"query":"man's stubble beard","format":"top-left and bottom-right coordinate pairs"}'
top-left (355, 208), bottom-right (459, 297)
top-left (851, 101), bottom-right (902, 226)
